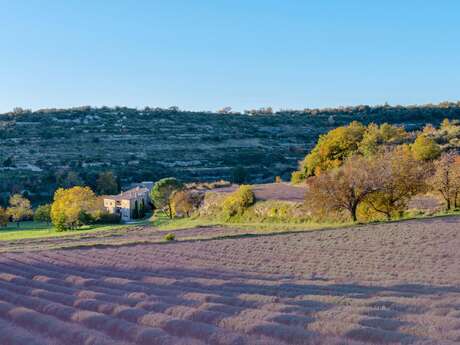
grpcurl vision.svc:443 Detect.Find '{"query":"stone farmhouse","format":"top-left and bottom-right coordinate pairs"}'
top-left (103, 182), bottom-right (153, 222)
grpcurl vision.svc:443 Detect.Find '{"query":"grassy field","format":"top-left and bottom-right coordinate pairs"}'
top-left (0, 221), bottom-right (129, 242)
top-left (2, 208), bottom-right (459, 244)
top-left (153, 212), bottom-right (353, 232)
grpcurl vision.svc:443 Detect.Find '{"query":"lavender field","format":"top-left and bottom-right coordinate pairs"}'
top-left (0, 216), bottom-right (460, 344)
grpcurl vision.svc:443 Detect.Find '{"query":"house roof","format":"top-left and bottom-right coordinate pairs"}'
top-left (104, 186), bottom-right (149, 201)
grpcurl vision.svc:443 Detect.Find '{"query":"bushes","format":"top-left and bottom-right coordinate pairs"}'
top-left (34, 204), bottom-right (51, 224)
top-left (164, 233), bottom-right (175, 241)
top-left (238, 200), bottom-right (310, 223)
top-left (222, 185), bottom-right (255, 218)
top-left (291, 171), bottom-right (305, 184)
top-left (92, 212), bottom-right (121, 224)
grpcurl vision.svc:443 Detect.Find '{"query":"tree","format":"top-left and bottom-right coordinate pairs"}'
top-left (7, 194), bottom-right (33, 227)
top-left (34, 204), bottom-right (51, 224)
top-left (171, 190), bottom-right (194, 217)
top-left (50, 186), bottom-right (100, 231)
top-left (429, 152), bottom-right (460, 210)
top-left (133, 200), bottom-right (139, 219)
top-left (301, 121), bottom-right (366, 176)
top-left (150, 178), bottom-right (183, 219)
top-left (358, 123), bottom-right (408, 156)
top-left (231, 166), bottom-right (248, 184)
top-left (305, 155), bottom-right (382, 222)
top-left (363, 148), bottom-right (429, 220)
top-left (139, 199), bottom-right (146, 218)
top-left (96, 171), bottom-right (119, 195)
top-left (218, 106), bottom-right (232, 114)
top-left (412, 134), bottom-right (441, 161)
top-left (0, 207), bottom-right (8, 227)
top-left (56, 170), bottom-right (84, 188)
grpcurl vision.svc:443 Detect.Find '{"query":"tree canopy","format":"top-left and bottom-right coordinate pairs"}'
top-left (96, 171), bottom-right (119, 195)
top-left (150, 177), bottom-right (183, 219)
top-left (7, 194), bottom-right (33, 226)
top-left (50, 186), bottom-right (100, 231)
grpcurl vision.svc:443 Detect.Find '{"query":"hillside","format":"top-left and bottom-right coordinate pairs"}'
top-left (1, 103), bottom-right (460, 197)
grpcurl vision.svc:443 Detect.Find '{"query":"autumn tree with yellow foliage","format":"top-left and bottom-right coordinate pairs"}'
top-left (411, 134), bottom-right (441, 161)
top-left (0, 207), bottom-right (8, 227)
top-left (295, 121), bottom-right (409, 181)
top-left (7, 194), bottom-right (33, 227)
top-left (50, 186), bottom-right (101, 231)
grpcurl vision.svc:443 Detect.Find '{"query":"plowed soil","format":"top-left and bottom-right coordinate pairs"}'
top-left (1, 216), bottom-right (460, 344)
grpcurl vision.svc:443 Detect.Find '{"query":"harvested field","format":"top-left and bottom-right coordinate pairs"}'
top-left (210, 183), bottom-right (307, 202)
top-left (1, 216), bottom-right (460, 344)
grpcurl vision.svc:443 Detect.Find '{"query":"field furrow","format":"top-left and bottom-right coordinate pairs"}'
top-left (1, 216), bottom-right (459, 344)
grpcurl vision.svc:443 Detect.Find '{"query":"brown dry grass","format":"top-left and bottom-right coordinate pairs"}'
top-left (0, 216), bottom-right (459, 344)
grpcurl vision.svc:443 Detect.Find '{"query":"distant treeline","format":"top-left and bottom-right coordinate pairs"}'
top-left (3, 101), bottom-right (460, 118)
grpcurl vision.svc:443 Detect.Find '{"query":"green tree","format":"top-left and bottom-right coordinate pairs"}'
top-left (231, 166), bottom-right (248, 184)
top-left (412, 134), bottom-right (441, 161)
top-left (133, 200), bottom-right (139, 219)
top-left (150, 178), bottom-right (183, 219)
top-left (7, 194), bottom-right (33, 227)
top-left (139, 199), bottom-right (146, 218)
top-left (57, 170), bottom-right (84, 188)
top-left (34, 204), bottom-right (52, 224)
top-left (96, 171), bottom-right (119, 195)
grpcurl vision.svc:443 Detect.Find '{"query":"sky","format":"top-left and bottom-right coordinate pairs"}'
top-left (0, 0), bottom-right (459, 113)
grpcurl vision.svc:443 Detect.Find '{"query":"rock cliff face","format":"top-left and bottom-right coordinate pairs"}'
top-left (1, 104), bottom-right (459, 195)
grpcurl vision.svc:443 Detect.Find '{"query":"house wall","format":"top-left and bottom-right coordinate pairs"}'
top-left (103, 191), bottom-right (150, 222)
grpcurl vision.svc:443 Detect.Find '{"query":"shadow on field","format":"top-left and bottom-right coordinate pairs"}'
top-left (0, 254), bottom-right (457, 345)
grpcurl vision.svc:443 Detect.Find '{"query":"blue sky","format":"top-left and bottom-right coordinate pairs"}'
top-left (1, 0), bottom-right (459, 113)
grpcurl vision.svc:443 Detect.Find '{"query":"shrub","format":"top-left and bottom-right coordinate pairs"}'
top-left (164, 233), bottom-right (175, 241)
top-left (222, 185), bottom-right (255, 218)
top-left (92, 212), bottom-right (121, 224)
top-left (291, 171), bottom-right (305, 184)
top-left (34, 204), bottom-right (51, 224)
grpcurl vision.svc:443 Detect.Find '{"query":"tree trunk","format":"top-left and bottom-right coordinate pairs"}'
top-left (350, 204), bottom-right (358, 222)
top-left (168, 203), bottom-right (173, 219)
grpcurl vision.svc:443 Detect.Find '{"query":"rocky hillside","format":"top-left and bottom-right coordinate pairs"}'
top-left (1, 103), bottom-right (460, 196)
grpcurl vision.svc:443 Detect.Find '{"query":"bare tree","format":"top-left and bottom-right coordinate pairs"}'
top-left (364, 148), bottom-right (430, 219)
top-left (430, 151), bottom-right (460, 210)
top-left (305, 155), bottom-right (383, 222)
